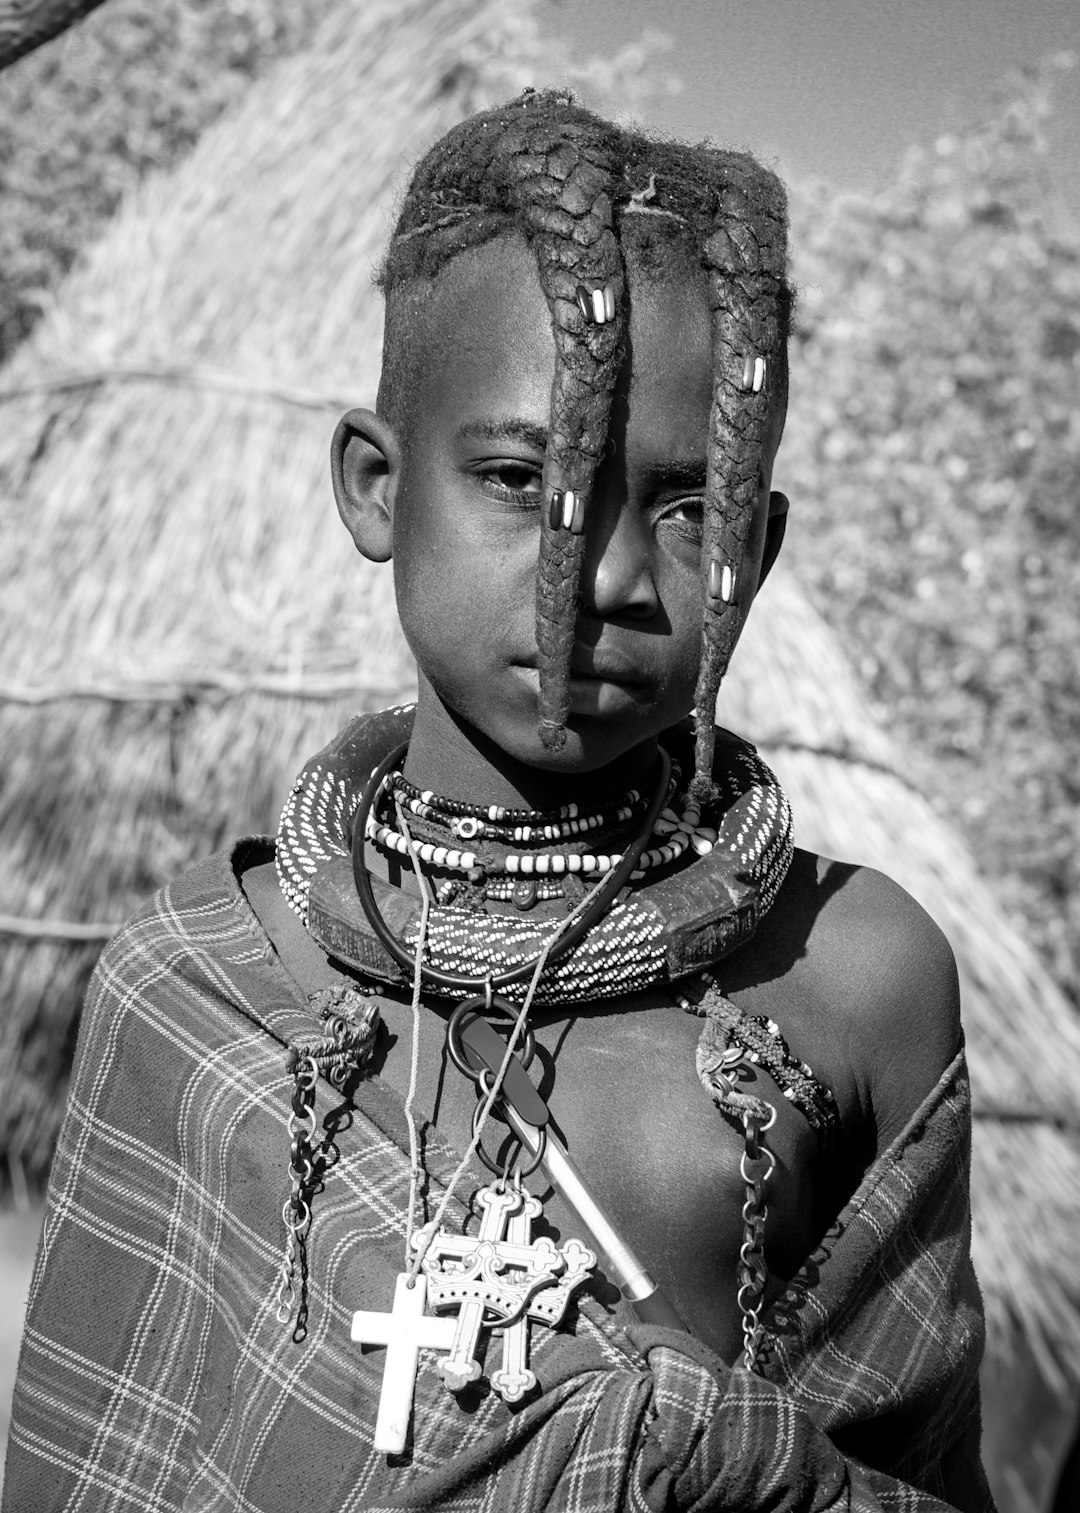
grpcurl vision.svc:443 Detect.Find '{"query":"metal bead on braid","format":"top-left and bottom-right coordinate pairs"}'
top-left (741, 353), bottom-right (767, 393)
top-left (548, 489), bottom-right (585, 535)
top-left (575, 282), bottom-right (617, 325)
top-left (707, 558), bottom-right (737, 605)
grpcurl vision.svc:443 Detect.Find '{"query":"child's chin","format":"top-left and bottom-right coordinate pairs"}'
top-left (493, 671), bottom-right (655, 770)
top-left (503, 715), bottom-right (653, 777)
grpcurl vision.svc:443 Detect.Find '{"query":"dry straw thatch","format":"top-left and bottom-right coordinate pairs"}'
top-left (0, 0), bottom-right (1077, 1399)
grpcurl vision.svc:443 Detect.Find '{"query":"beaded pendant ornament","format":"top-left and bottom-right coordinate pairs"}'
top-left (672, 974), bottom-right (841, 1369)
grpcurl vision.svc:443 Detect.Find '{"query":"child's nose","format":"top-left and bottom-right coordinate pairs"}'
top-left (579, 499), bottom-right (659, 620)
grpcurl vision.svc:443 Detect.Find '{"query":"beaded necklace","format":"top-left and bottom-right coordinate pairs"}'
top-left (368, 761), bottom-right (712, 886)
top-left (351, 738), bottom-right (673, 996)
top-left (389, 769), bottom-right (648, 845)
top-left (366, 785), bottom-right (656, 883)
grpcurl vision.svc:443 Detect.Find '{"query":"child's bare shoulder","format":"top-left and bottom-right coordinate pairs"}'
top-left (727, 847), bottom-right (962, 1150)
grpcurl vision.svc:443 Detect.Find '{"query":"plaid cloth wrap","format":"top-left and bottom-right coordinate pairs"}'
top-left (4, 842), bottom-right (992, 1513)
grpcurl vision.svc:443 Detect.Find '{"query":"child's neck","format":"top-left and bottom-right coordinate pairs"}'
top-left (402, 685), bottom-right (660, 815)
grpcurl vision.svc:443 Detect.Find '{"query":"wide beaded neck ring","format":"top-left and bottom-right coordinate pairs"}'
top-left (351, 741), bottom-right (672, 996)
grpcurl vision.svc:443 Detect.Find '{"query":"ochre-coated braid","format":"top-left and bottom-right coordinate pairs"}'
top-left (519, 128), bottom-right (624, 749)
top-left (692, 170), bottom-right (789, 801)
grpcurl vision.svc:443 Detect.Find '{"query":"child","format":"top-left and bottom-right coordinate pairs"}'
top-left (4, 93), bottom-right (992, 1511)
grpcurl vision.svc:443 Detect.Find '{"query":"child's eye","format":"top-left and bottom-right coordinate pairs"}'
top-left (658, 496), bottom-right (705, 542)
top-left (479, 461), bottom-right (544, 503)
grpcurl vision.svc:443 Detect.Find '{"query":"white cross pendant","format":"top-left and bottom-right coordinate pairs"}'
top-left (350, 1272), bottom-right (457, 1454)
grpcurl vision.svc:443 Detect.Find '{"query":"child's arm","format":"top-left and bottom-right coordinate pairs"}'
top-left (830, 866), bottom-right (963, 1154)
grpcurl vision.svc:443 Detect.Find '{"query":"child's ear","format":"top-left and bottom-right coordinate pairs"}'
top-left (331, 408), bottom-right (401, 563)
top-left (758, 491), bottom-right (789, 587)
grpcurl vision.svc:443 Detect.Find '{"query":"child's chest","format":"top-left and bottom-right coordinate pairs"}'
top-left (370, 984), bottom-right (829, 1364)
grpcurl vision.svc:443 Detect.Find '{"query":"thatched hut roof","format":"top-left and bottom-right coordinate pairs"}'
top-left (0, 0), bottom-right (1076, 1394)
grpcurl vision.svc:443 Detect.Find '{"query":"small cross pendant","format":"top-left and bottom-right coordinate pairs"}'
top-left (350, 1272), bottom-right (457, 1454)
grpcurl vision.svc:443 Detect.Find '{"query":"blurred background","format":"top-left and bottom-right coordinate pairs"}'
top-left (0, 2), bottom-right (1077, 1509)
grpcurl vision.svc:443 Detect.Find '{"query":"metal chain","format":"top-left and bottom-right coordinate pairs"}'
top-left (736, 1104), bottom-right (777, 1371)
top-left (276, 1055), bottom-right (319, 1325)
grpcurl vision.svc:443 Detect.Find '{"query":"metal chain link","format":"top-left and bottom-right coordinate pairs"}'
top-left (736, 1105), bottom-right (777, 1370)
top-left (276, 1055), bottom-right (319, 1325)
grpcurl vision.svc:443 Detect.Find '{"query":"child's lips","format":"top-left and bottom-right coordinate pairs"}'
top-left (569, 651), bottom-right (652, 697)
top-left (568, 668), bottom-right (644, 692)
top-left (512, 658), bottom-right (648, 691)
top-left (509, 660), bottom-right (651, 717)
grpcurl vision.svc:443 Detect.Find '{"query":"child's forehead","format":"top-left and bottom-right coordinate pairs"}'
top-left (397, 236), bottom-right (715, 457)
top-left (413, 233), bottom-right (713, 371)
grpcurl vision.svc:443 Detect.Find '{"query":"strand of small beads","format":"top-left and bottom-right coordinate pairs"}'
top-left (366, 763), bottom-right (717, 889)
top-left (389, 770), bottom-right (645, 825)
top-left (389, 771), bottom-right (649, 847)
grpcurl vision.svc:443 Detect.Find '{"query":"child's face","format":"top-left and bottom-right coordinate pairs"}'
top-left (381, 237), bottom-right (780, 775)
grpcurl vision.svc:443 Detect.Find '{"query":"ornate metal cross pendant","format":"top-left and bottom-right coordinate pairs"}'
top-left (415, 1181), bottom-right (596, 1404)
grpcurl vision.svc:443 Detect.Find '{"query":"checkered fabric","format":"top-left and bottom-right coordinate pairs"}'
top-left (4, 841), bottom-right (992, 1512)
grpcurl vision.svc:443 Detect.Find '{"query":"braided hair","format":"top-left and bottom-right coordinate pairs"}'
top-left (378, 91), bottom-right (792, 798)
